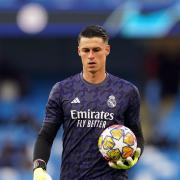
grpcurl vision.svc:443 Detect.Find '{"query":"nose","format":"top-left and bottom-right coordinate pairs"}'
top-left (88, 50), bottom-right (95, 60)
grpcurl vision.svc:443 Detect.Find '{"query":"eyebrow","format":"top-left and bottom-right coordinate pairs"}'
top-left (82, 47), bottom-right (101, 50)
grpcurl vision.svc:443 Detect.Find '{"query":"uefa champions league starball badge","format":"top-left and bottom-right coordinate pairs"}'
top-left (107, 95), bottom-right (116, 108)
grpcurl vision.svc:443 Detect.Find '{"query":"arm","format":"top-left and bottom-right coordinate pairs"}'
top-left (33, 123), bottom-right (60, 180)
top-left (33, 122), bottom-right (60, 167)
top-left (109, 85), bottom-right (144, 170)
top-left (33, 83), bottom-right (63, 179)
top-left (124, 85), bottom-right (144, 154)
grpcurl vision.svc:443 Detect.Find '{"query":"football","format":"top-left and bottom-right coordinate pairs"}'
top-left (98, 124), bottom-right (137, 162)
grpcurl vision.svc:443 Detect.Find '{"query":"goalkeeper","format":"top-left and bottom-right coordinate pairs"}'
top-left (33, 25), bottom-right (144, 180)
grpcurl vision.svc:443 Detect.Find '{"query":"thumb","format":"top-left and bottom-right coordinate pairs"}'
top-left (46, 173), bottom-right (52, 180)
top-left (133, 148), bottom-right (141, 161)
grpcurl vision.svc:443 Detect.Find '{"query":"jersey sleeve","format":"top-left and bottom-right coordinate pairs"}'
top-left (124, 85), bottom-right (144, 153)
top-left (33, 83), bottom-right (63, 164)
top-left (44, 82), bottom-right (64, 125)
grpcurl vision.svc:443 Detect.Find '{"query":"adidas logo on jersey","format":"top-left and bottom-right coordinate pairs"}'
top-left (71, 97), bottom-right (80, 104)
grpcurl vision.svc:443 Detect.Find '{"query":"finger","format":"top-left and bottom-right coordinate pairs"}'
top-left (116, 160), bottom-right (129, 169)
top-left (135, 148), bottom-right (141, 157)
top-left (133, 148), bottom-right (141, 163)
top-left (126, 157), bottom-right (134, 166)
top-left (116, 160), bottom-right (125, 166)
top-left (46, 173), bottom-right (52, 180)
top-left (108, 161), bottom-right (119, 169)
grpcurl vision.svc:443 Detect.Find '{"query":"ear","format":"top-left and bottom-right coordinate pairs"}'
top-left (78, 46), bottom-right (81, 56)
top-left (105, 45), bottom-right (110, 56)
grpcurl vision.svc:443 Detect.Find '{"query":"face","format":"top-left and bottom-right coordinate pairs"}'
top-left (78, 37), bottom-right (110, 74)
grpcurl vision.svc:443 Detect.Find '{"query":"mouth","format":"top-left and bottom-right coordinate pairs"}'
top-left (88, 62), bottom-right (96, 65)
top-left (88, 62), bottom-right (96, 68)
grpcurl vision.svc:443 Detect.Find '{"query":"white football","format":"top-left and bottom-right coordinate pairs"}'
top-left (98, 124), bottom-right (137, 162)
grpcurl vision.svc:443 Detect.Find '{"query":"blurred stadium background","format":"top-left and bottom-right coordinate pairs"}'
top-left (0, 0), bottom-right (180, 179)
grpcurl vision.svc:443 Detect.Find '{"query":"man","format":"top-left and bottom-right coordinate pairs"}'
top-left (33, 25), bottom-right (144, 180)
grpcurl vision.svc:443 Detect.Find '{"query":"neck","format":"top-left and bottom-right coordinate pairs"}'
top-left (82, 71), bottom-right (106, 84)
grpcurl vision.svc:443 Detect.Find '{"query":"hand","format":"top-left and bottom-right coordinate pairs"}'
top-left (33, 168), bottom-right (52, 180)
top-left (108, 147), bottom-right (141, 170)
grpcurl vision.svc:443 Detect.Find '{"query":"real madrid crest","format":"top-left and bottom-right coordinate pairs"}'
top-left (107, 95), bottom-right (116, 108)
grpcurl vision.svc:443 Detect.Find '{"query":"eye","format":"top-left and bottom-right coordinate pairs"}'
top-left (93, 48), bottom-right (101, 52)
top-left (82, 48), bottom-right (90, 53)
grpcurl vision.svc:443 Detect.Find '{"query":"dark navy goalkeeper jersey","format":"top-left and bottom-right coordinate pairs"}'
top-left (44, 73), bottom-right (143, 180)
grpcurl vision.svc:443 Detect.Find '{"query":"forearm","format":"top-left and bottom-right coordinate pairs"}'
top-left (33, 122), bottom-right (60, 165)
top-left (125, 86), bottom-right (144, 155)
top-left (133, 125), bottom-right (144, 155)
top-left (126, 121), bottom-right (144, 155)
top-left (33, 134), bottom-right (52, 164)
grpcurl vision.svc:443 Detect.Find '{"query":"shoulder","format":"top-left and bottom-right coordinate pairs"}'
top-left (59, 73), bottom-right (80, 86)
top-left (108, 73), bottom-right (139, 92)
top-left (49, 74), bottom-right (80, 99)
top-left (51, 73), bottom-right (80, 91)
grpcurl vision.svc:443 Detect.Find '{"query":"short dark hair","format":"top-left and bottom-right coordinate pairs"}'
top-left (78, 25), bottom-right (109, 44)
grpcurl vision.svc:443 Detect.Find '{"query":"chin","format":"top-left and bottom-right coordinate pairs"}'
top-left (85, 67), bottom-right (96, 73)
top-left (88, 70), bottom-right (97, 74)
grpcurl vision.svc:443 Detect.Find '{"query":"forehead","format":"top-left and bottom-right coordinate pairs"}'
top-left (79, 37), bottom-right (105, 48)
